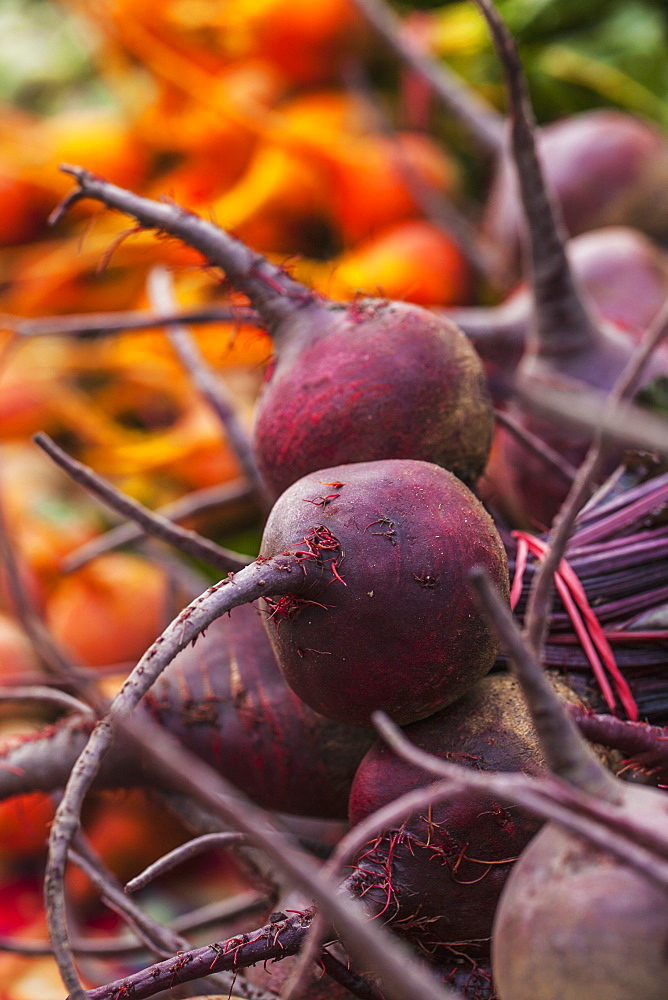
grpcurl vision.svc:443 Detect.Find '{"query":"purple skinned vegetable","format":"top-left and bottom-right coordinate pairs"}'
top-left (483, 108), bottom-right (668, 289)
top-left (346, 673), bottom-right (571, 961)
top-left (467, 0), bottom-right (668, 530)
top-left (258, 459), bottom-right (509, 726)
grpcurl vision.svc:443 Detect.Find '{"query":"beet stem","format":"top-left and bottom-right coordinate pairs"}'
top-left (0, 685), bottom-right (94, 716)
top-left (125, 832), bottom-right (249, 894)
top-left (494, 409), bottom-right (577, 482)
top-left (2, 302), bottom-right (260, 338)
top-left (34, 432), bottom-right (251, 575)
top-left (62, 479), bottom-right (252, 573)
top-left (51, 166), bottom-right (316, 333)
top-left (76, 909), bottom-right (314, 1000)
top-left (351, 0), bottom-right (505, 156)
top-left (146, 266), bottom-right (272, 513)
top-left (471, 0), bottom-right (602, 358)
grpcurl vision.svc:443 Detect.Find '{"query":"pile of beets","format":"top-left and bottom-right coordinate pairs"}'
top-left (2, 1), bottom-right (668, 999)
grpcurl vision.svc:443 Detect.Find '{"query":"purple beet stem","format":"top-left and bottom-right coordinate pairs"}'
top-left (76, 910), bottom-right (312, 1000)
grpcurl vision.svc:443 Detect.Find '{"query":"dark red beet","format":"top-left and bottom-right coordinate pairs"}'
top-left (145, 602), bottom-right (373, 818)
top-left (346, 674), bottom-right (560, 959)
top-left (467, 0), bottom-right (668, 529)
top-left (483, 109), bottom-right (668, 289)
top-left (0, 604), bottom-right (373, 819)
top-left (259, 459), bottom-right (509, 727)
top-left (0, 459), bottom-right (508, 803)
top-left (54, 168), bottom-right (493, 500)
top-left (442, 226), bottom-right (668, 406)
top-left (252, 297), bottom-right (492, 497)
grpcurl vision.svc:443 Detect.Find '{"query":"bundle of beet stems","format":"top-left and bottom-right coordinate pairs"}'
top-left (503, 461), bottom-right (668, 723)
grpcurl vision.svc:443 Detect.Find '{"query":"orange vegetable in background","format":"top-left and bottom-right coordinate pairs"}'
top-left (0, 613), bottom-right (40, 682)
top-left (327, 130), bottom-right (461, 244)
top-left (0, 171), bottom-right (52, 248)
top-left (274, 91), bottom-right (462, 245)
top-left (210, 0), bottom-right (369, 85)
top-left (0, 793), bottom-right (55, 858)
top-left (306, 219), bottom-right (474, 305)
top-left (45, 552), bottom-right (172, 668)
top-left (39, 108), bottom-right (150, 203)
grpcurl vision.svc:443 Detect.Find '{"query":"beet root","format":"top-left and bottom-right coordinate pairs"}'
top-left (483, 109), bottom-right (668, 288)
top-left (145, 602), bottom-right (374, 818)
top-left (346, 674), bottom-right (560, 959)
top-left (492, 793), bottom-right (668, 1000)
top-left (259, 459), bottom-right (509, 727)
top-left (54, 168), bottom-right (493, 502)
top-left (252, 297), bottom-right (493, 497)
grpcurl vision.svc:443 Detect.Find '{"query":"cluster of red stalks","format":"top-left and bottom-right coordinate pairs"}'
top-left (506, 461), bottom-right (668, 722)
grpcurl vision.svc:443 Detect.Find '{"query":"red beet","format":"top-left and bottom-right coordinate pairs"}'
top-left (252, 297), bottom-right (492, 497)
top-left (0, 604), bottom-right (372, 819)
top-left (144, 602), bottom-right (374, 818)
top-left (467, 0), bottom-right (668, 528)
top-left (1, 459), bottom-right (508, 807)
top-left (442, 226), bottom-right (668, 406)
top-left (54, 167), bottom-right (493, 499)
top-left (259, 459), bottom-right (509, 726)
top-left (483, 109), bottom-right (668, 288)
top-left (346, 674), bottom-right (564, 959)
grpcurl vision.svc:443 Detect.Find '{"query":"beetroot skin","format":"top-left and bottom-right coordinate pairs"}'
top-left (144, 602), bottom-right (373, 818)
top-left (259, 459), bottom-right (509, 726)
top-left (252, 298), bottom-right (493, 497)
top-left (347, 674), bottom-right (560, 958)
top-left (483, 109), bottom-right (667, 286)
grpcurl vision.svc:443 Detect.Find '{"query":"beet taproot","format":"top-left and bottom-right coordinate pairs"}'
top-left (1, 459), bottom-right (508, 812)
top-left (53, 167), bottom-right (493, 500)
top-left (258, 459), bottom-right (509, 726)
top-left (346, 674), bottom-right (566, 959)
top-left (493, 801), bottom-right (668, 1000)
